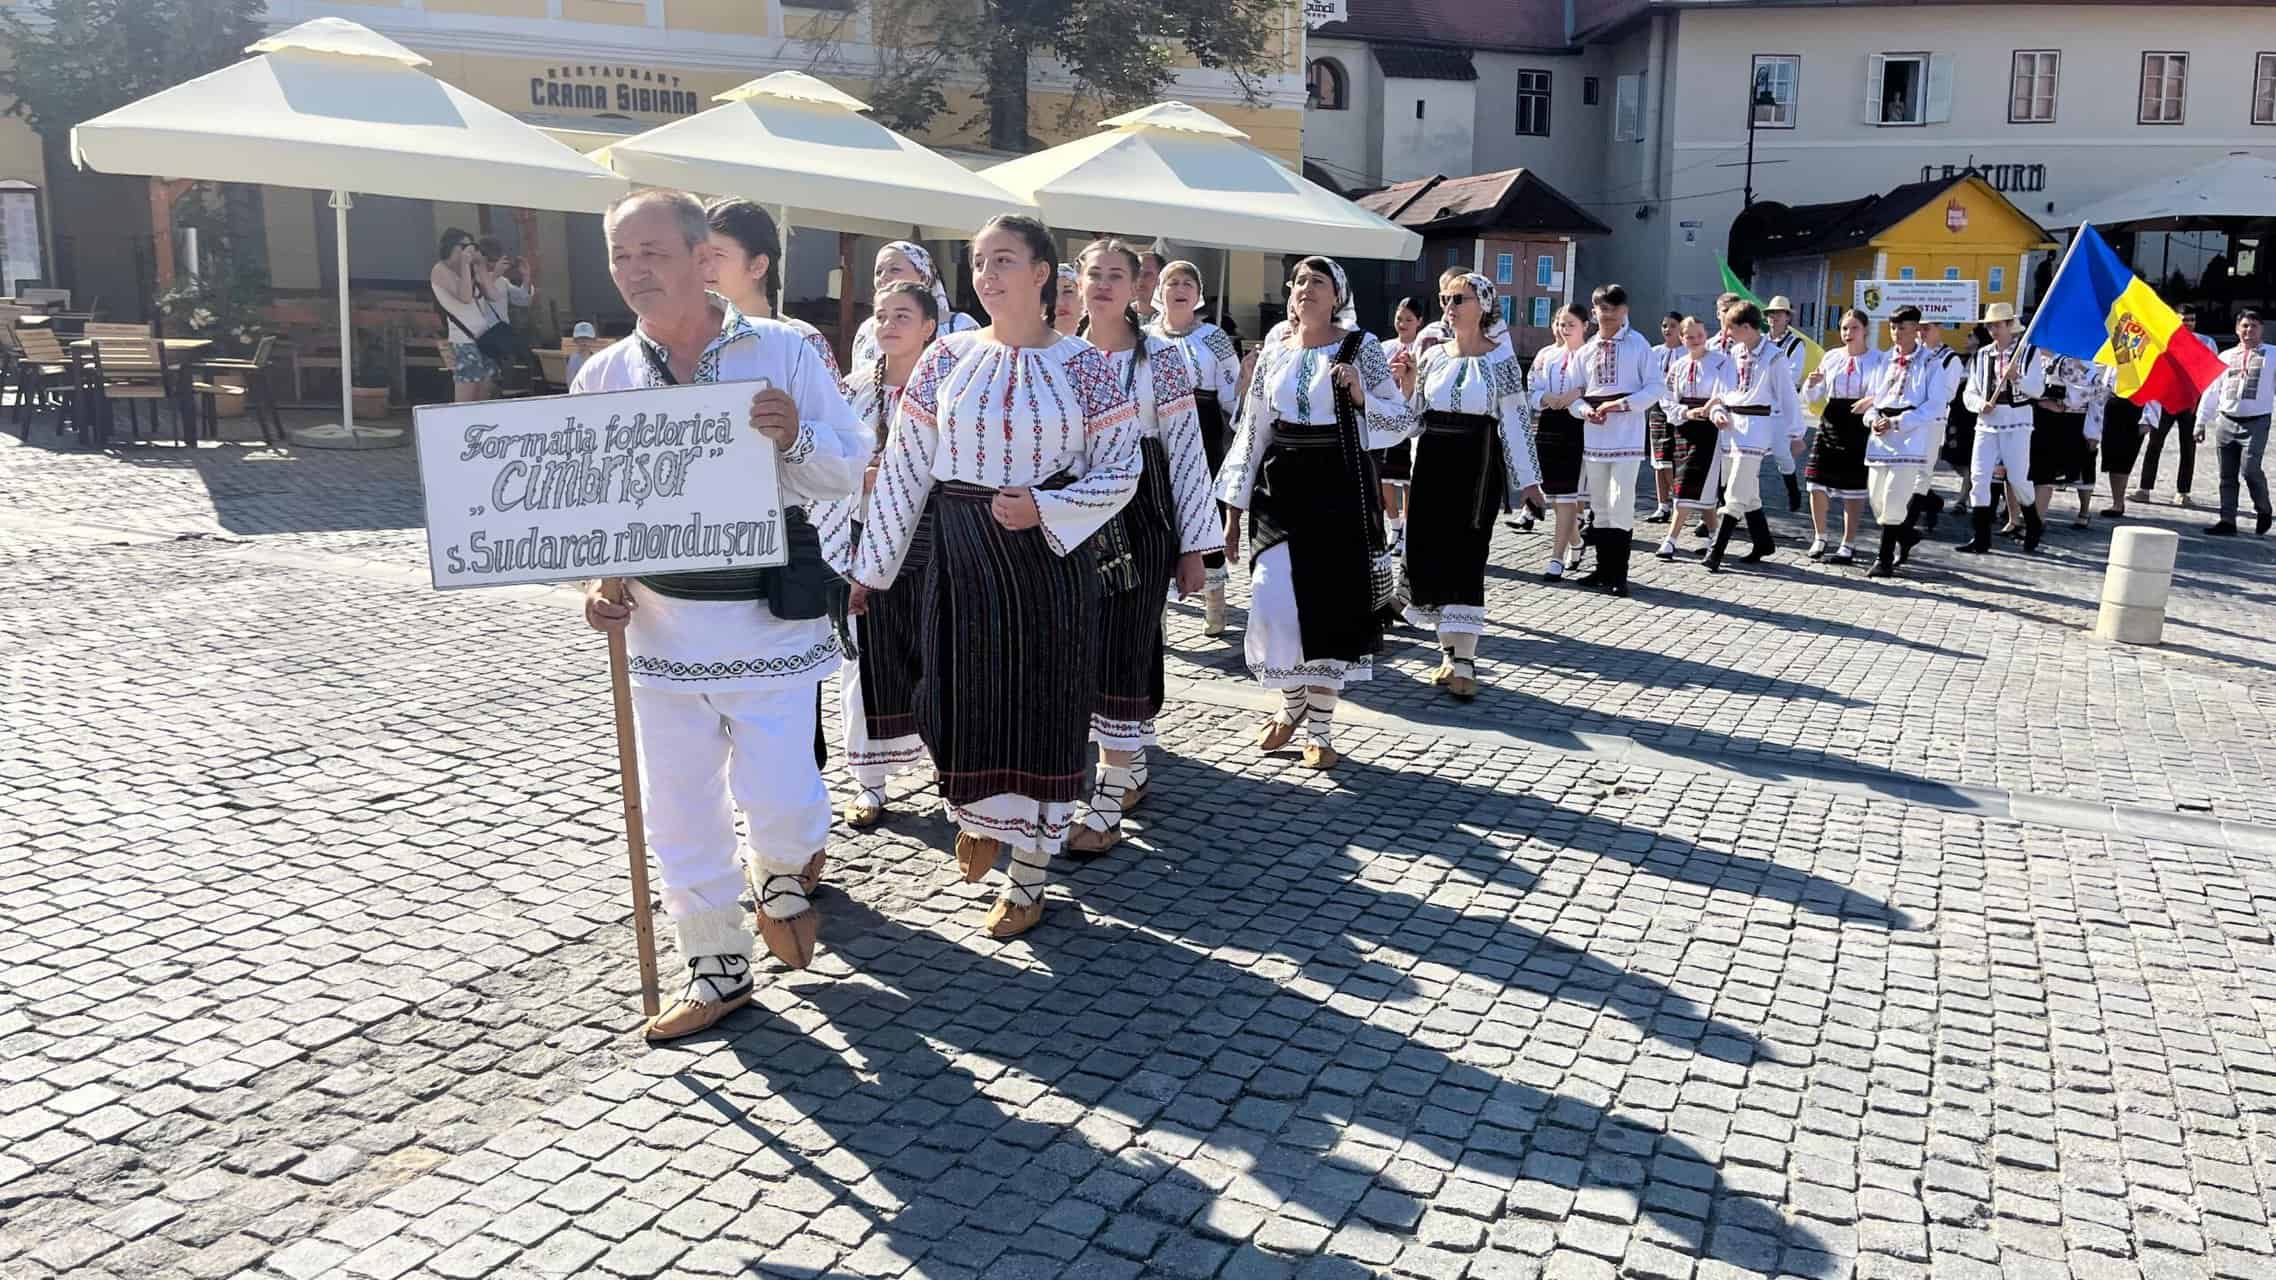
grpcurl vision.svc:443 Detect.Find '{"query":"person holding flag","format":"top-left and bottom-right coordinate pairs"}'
top-left (1959, 303), bottom-right (2046, 554)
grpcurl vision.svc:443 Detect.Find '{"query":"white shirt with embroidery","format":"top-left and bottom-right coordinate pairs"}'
top-left (1962, 342), bottom-right (2048, 431)
top-left (1406, 344), bottom-right (1542, 494)
top-left (1861, 344), bottom-right (1949, 466)
top-left (1576, 324), bottom-right (1656, 461)
top-left (853, 331), bottom-right (1143, 589)
top-left (1710, 339), bottom-right (1798, 458)
top-left (1097, 337), bottom-right (1224, 554)
top-left (569, 300), bottom-right (868, 691)
top-left (1217, 331), bottom-right (1416, 508)
top-left (2198, 341), bottom-right (2275, 424)
top-left (1658, 347), bottom-right (1735, 425)
top-left (1146, 320), bottom-right (1243, 402)
top-left (812, 366), bottom-right (903, 578)
top-left (1529, 343), bottom-right (1590, 415)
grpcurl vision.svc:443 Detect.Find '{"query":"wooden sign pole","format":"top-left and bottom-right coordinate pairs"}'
top-left (605, 580), bottom-right (662, 1017)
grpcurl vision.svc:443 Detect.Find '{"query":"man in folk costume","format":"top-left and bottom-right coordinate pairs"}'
top-left (1915, 317), bottom-right (1967, 531)
top-left (1957, 302), bottom-right (2047, 554)
top-left (1764, 297), bottom-right (1819, 512)
top-left (1703, 302), bottom-right (1795, 572)
top-left (1645, 311), bottom-right (1683, 522)
top-left (1573, 284), bottom-right (1655, 595)
top-left (1853, 305), bottom-right (1950, 578)
top-left (2196, 309), bottom-right (2275, 538)
top-left (578, 189), bottom-right (869, 1042)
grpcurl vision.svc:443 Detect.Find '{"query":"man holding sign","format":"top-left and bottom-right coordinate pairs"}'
top-left (577, 189), bottom-right (867, 1042)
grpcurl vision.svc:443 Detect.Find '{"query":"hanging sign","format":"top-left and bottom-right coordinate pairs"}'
top-left (1853, 279), bottom-right (1979, 326)
top-left (1303, 0), bottom-right (1347, 26)
top-left (1945, 197), bottom-right (1968, 233)
top-left (414, 381), bottom-right (785, 590)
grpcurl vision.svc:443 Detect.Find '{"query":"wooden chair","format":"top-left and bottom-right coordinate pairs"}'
top-left (82, 336), bottom-right (178, 445)
top-left (533, 347), bottom-right (570, 391)
top-left (290, 339), bottom-right (343, 405)
top-left (189, 335), bottom-right (282, 445)
top-left (12, 326), bottom-right (81, 439)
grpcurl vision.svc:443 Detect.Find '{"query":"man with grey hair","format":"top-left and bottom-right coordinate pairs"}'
top-left (578, 188), bottom-right (869, 1042)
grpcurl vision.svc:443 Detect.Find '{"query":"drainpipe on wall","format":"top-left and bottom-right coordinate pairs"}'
top-left (1641, 14), bottom-right (1666, 207)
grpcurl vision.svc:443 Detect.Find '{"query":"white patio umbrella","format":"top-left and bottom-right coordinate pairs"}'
top-left (71, 18), bottom-right (627, 447)
top-left (2052, 152), bottom-right (2276, 231)
top-left (600, 71), bottom-right (1031, 241)
top-left (982, 102), bottom-right (1423, 261)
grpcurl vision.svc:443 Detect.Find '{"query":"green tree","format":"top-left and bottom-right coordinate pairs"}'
top-left (819, 0), bottom-right (1284, 151)
top-left (0, 0), bottom-right (265, 140)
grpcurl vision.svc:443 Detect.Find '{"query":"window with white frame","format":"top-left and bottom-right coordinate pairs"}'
top-left (2140, 52), bottom-right (2187, 125)
top-left (2254, 52), bottom-right (2276, 125)
top-left (1536, 255), bottom-right (1555, 288)
top-left (1495, 253), bottom-right (1514, 284)
top-left (1530, 296), bottom-right (1551, 327)
top-left (2010, 50), bottom-right (2058, 123)
top-left (1515, 70), bottom-right (1551, 137)
top-left (1990, 266), bottom-right (2006, 295)
top-left (1864, 53), bottom-right (1949, 126)
top-left (1614, 73), bottom-right (1644, 141)
top-left (1751, 55), bottom-right (1798, 128)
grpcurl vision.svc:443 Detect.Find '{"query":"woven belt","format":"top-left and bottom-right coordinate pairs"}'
top-left (1422, 410), bottom-right (1495, 436)
top-left (1271, 421), bottom-right (1343, 449)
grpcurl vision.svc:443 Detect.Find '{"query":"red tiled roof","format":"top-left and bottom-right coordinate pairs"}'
top-left (1313, 0), bottom-right (1574, 52)
top-left (1357, 169), bottom-right (1612, 237)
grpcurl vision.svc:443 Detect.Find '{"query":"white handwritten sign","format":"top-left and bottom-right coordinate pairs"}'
top-left (1853, 279), bottom-right (1980, 327)
top-left (413, 381), bottom-right (784, 591)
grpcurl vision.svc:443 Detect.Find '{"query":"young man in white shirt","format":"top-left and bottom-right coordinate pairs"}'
top-left (1958, 303), bottom-right (2047, 553)
top-left (1853, 306), bottom-right (1949, 577)
top-left (1575, 283), bottom-right (1656, 594)
top-left (1704, 302), bottom-right (1795, 572)
top-left (1763, 297), bottom-right (1810, 512)
top-left (2197, 309), bottom-right (2275, 537)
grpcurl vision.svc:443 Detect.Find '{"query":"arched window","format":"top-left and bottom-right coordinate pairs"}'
top-left (1308, 58), bottom-right (1348, 111)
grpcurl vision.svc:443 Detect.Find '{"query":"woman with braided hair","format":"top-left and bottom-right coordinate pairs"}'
top-left (812, 281), bottom-right (941, 829)
top-left (1389, 273), bottom-right (1541, 700)
top-left (1066, 240), bottom-right (1218, 857)
top-left (1146, 260), bottom-right (1246, 637)
top-left (703, 198), bottom-right (842, 378)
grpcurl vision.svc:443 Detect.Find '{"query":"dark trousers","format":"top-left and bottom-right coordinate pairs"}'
top-left (2139, 411), bottom-right (2197, 495)
top-left (2215, 414), bottom-right (2273, 522)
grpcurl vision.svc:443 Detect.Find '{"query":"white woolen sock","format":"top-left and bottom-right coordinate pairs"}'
top-left (1451, 632), bottom-right (1478, 661)
top-left (1083, 763), bottom-right (1136, 831)
top-left (1003, 845), bottom-right (1050, 907)
top-left (1303, 689), bottom-right (1338, 745)
top-left (757, 865), bottom-right (810, 920)
top-left (1279, 687), bottom-right (1306, 726)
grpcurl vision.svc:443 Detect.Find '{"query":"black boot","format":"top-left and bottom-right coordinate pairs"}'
top-left (1575, 528), bottom-right (1608, 585)
top-left (1784, 472), bottom-right (1803, 512)
top-left (2021, 505), bottom-right (2044, 553)
top-left (1958, 507), bottom-right (1994, 554)
top-left (1741, 510), bottom-right (1776, 562)
top-left (1603, 531), bottom-right (1633, 597)
top-left (1705, 519), bottom-right (1740, 573)
top-left (1866, 525), bottom-right (1899, 578)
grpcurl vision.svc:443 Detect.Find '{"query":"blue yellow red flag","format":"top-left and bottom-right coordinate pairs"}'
top-left (2020, 224), bottom-right (2226, 408)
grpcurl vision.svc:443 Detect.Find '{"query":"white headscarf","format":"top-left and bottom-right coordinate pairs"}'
top-left (883, 240), bottom-right (955, 328)
top-left (1150, 259), bottom-right (1207, 323)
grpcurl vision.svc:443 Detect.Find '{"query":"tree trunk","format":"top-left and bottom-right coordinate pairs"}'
top-left (986, 36), bottom-right (1030, 153)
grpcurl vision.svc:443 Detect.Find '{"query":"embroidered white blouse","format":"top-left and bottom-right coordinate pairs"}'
top-left (853, 331), bottom-right (1142, 589)
top-left (1861, 344), bottom-right (1950, 466)
top-left (1709, 339), bottom-right (1799, 458)
top-left (1575, 324), bottom-right (1656, 460)
top-left (1406, 345), bottom-right (1542, 494)
top-left (1528, 343), bottom-right (1591, 415)
top-left (1147, 320), bottom-right (1244, 403)
top-left (1096, 337), bottom-right (1224, 554)
top-left (1811, 346), bottom-right (1888, 404)
top-left (812, 366), bottom-right (903, 577)
top-left (779, 314), bottom-right (841, 379)
top-left (1658, 347), bottom-right (1736, 423)
top-left (568, 300), bottom-right (868, 691)
top-left (1217, 331), bottom-right (1416, 508)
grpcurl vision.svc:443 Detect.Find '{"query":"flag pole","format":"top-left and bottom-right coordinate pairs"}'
top-left (2019, 221), bottom-right (2092, 352)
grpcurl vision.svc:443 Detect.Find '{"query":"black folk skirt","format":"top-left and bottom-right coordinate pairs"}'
top-left (1250, 423), bottom-right (1381, 664)
top-left (1805, 397), bottom-right (1870, 496)
top-left (1647, 400), bottom-right (1675, 469)
top-left (1094, 438), bottom-right (1178, 737)
top-left (2100, 397), bottom-right (2147, 475)
top-left (1406, 411), bottom-right (1505, 611)
top-left (1536, 407), bottom-right (1585, 501)
top-left (1668, 399), bottom-right (1720, 506)
top-left (853, 515), bottom-right (931, 747)
top-left (916, 481), bottom-right (1098, 808)
top-left (1197, 390), bottom-right (1230, 570)
top-left (2030, 406), bottom-right (2090, 485)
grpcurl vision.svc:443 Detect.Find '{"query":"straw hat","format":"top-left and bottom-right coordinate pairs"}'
top-left (1981, 302), bottom-right (2019, 324)
top-left (1765, 296), bottom-right (1795, 314)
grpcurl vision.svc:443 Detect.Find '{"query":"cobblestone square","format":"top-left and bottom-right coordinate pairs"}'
top-left (4, 423), bottom-right (2276, 1280)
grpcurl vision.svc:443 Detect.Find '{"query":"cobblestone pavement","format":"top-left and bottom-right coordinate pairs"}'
top-left (5, 421), bottom-right (2276, 1280)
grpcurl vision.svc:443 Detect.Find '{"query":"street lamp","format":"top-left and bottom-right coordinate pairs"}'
top-left (1743, 71), bottom-right (1778, 209)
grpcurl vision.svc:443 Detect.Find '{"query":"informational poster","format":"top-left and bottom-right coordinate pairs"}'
top-left (0, 184), bottom-right (44, 295)
top-left (1853, 278), bottom-right (1979, 327)
top-left (413, 380), bottom-right (784, 590)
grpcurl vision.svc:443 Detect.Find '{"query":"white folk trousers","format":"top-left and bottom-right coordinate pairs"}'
top-left (1584, 459), bottom-right (1640, 531)
top-left (1969, 428), bottom-right (2034, 508)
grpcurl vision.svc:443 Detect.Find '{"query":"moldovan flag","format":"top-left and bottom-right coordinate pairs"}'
top-left (2022, 224), bottom-right (2226, 408)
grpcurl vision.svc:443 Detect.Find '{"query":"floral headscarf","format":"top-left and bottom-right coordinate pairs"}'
top-left (1458, 272), bottom-right (1509, 343)
top-left (1151, 259), bottom-right (1207, 320)
top-left (882, 240), bottom-right (954, 327)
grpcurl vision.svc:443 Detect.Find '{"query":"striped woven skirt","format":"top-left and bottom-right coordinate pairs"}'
top-left (1536, 407), bottom-right (1585, 501)
top-left (1669, 399), bottom-right (1722, 508)
top-left (1805, 397), bottom-right (1870, 498)
top-left (849, 515), bottom-right (931, 769)
top-left (916, 481), bottom-right (1098, 822)
top-left (1647, 400), bottom-right (1675, 470)
top-left (1093, 438), bottom-right (1178, 750)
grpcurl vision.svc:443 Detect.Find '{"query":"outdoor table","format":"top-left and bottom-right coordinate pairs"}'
top-left (69, 337), bottom-right (215, 444)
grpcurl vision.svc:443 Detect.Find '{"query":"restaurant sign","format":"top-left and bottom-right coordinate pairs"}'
top-left (530, 64), bottom-right (698, 116)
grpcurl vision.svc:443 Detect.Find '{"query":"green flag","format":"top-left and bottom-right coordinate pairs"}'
top-left (1718, 255), bottom-right (1764, 308)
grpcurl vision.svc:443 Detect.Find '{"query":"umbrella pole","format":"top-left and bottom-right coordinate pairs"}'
top-left (336, 191), bottom-right (354, 434)
top-left (778, 205), bottom-right (792, 318)
top-left (1217, 253), bottom-right (1229, 328)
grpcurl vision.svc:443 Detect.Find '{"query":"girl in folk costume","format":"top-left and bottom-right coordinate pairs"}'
top-left (813, 283), bottom-right (940, 829)
top-left (1645, 311), bottom-right (1683, 523)
top-left (1372, 298), bottom-right (1421, 572)
top-left (1067, 242), bottom-right (1218, 858)
top-left (1573, 284), bottom-right (1655, 597)
top-left (1703, 302), bottom-right (1798, 572)
top-left (1219, 257), bottom-right (1416, 769)
top-left (2095, 364), bottom-right (2153, 520)
top-left (1149, 261), bottom-right (1249, 636)
top-left (1654, 315), bottom-right (1733, 560)
top-left (1853, 305), bottom-right (1951, 578)
top-left (1389, 273), bottom-right (1542, 700)
top-left (851, 240), bottom-right (979, 368)
top-left (1801, 309), bottom-right (1885, 565)
top-left (705, 198), bottom-right (841, 378)
top-left (2070, 364), bottom-right (2113, 528)
top-left (1054, 264), bottom-right (1082, 337)
top-left (1528, 304), bottom-right (1593, 579)
top-left (850, 216), bottom-right (1142, 940)
top-left (2030, 349), bottom-right (2100, 530)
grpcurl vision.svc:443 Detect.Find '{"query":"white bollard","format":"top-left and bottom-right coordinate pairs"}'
top-left (2094, 525), bottom-right (2179, 644)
